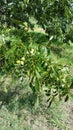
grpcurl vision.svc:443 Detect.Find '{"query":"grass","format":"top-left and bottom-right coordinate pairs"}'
top-left (0, 89), bottom-right (72, 130)
top-left (0, 27), bottom-right (73, 130)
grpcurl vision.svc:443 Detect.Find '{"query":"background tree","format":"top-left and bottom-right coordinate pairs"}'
top-left (1, 0), bottom-right (73, 41)
top-left (27, 0), bottom-right (73, 42)
top-left (0, 0), bottom-right (30, 27)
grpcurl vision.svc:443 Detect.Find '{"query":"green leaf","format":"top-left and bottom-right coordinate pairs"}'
top-left (36, 70), bottom-right (41, 80)
top-left (34, 96), bottom-right (39, 110)
top-left (4, 86), bottom-right (8, 93)
top-left (41, 46), bottom-right (48, 57)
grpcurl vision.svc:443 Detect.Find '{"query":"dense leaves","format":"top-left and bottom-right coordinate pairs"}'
top-left (0, 26), bottom-right (73, 107)
top-left (27, 0), bottom-right (73, 42)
